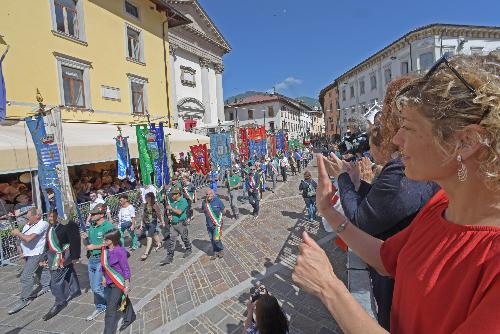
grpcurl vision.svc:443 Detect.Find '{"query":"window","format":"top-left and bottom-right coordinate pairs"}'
top-left (228, 111), bottom-right (234, 121)
top-left (470, 47), bottom-right (484, 55)
top-left (350, 85), bottom-right (354, 99)
top-left (62, 66), bottom-right (85, 107)
top-left (128, 74), bottom-right (148, 115)
top-left (269, 121), bottom-right (275, 131)
top-left (359, 80), bottom-right (365, 95)
top-left (50, 0), bottom-right (86, 41)
top-left (268, 106), bottom-right (274, 118)
top-left (384, 68), bottom-right (392, 85)
top-left (126, 26), bottom-right (143, 62)
top-left (419, 52), bottom-right (434, 71)
top-left (443, 47), bottom-right (455, 58)
top-left (56, 54), bottom-right (91, 109)
top-left (370, 74), bottom-right (377, 90)
top-left (342, 89), bottom-right (346, 101)
top-left (125, 1), bottom-right (139, 19)
top-left (401, 61), bottom-right (409, 75)
top-left (248, 110), bottom-right (254, 120)
top-left (180, 66), bottom-right (196, 87)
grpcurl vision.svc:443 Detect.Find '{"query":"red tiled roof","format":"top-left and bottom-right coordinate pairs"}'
top-left (228, 94), bottom-right (279, 106)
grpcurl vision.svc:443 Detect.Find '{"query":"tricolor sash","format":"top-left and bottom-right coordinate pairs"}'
top-left (101, 247), bottom-right (127, 311)
top-left (205, 201), bottom-right (222, 240)
top-left (271, 163), bottom-right (278, 175)
top-left (183, 187), bottom-right (194, 202)
top-left (47, 226), bottom-right (69, 270)
top-left (249, 174), bottom-right (255, 190)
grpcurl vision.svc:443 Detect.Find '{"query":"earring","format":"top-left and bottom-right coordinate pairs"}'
top-left (457, 155), bottom-right (467, 182)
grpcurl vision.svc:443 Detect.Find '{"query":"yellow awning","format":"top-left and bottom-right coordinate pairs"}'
top-left (0, 121), bottom-right (210, 174)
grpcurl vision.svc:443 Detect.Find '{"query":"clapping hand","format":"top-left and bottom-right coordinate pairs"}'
top-left (292, 231), bottom-right (338, 299)
top-left (359, 157), bottom-right (375, 183)
top-left (315, 155), bottom-right (336, 214)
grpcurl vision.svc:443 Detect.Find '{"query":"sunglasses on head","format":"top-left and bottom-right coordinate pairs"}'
top-left (396, 54), bottom-right (489, 122)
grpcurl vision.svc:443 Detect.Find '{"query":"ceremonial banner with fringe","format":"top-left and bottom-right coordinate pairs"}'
top-left (190, 144), bottom-right (210, 175)
top-left (267, 134), bottom-right (276, 157)
top-left (210, 132), bottom-right (231, 169)
top-left (25, 115), bottom-right (65, 216)
top-left (276, 130), bottom-right (285, 152)
top-left (238, 128), bottom-right (249, 161)
top-left (135, 125), bottom-right (154, 185)
top-left (116, 136), bottom-right (135, 182)
top-left (249, 139), bottom-right (267, 159)
top-left (158, 122), bottom-right (170, 186)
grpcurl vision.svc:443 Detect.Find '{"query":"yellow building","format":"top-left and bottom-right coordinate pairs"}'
top-left (1, 0), bottom-right (190, 124)
top-left (0, 0), bottom-right (212, 175)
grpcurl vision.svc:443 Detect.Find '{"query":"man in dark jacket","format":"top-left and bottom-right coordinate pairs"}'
top-left (299, 171), bottom-right (317, 221)
top-left (41, 210), bottom-right (82, 321)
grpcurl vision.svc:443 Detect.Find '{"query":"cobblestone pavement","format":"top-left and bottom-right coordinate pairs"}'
top-left (0, 162), bottom-right (347, 334)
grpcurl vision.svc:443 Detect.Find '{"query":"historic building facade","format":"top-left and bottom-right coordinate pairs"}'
top-left (224, 93), bottom-right (317, 140)
top-left (321, 23), bottom-right (500, 135)
top-left (319, 82), bottom-right (340, 138)
top-left (166, 0), bottom-right (231, 134)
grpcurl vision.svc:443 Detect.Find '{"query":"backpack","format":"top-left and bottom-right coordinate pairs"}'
top-left (305, 181), bottom-right (316, 197)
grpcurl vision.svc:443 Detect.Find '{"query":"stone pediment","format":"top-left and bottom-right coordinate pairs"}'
top-left (167, 0), bottom-right (231, 53)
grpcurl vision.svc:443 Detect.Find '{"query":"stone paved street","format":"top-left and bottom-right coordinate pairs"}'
top-left (0, 163), bottom-right (347, 334)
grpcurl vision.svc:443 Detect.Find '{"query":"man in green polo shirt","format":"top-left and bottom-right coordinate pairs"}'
top-left (81, 203), bottom-right (114, 321)
top-left (226, 167), bottom-right (241, 219)
top-left (160, 189), bottom-right (192, 265)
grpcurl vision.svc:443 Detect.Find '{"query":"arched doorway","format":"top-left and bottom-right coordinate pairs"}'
top-left (177, 97), bottom-right (205, 131)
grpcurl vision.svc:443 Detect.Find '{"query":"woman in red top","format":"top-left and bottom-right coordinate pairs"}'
top-left (293, 51), bottom-right (500, 333)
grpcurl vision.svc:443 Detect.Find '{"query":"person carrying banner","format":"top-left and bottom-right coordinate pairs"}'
top-left (160, 189), bottom-right (192, 265)
top-left (81, 203), bottom-right (114, 321)
top-left (8, 207), bottom-right (50, 315)
top-left (101, 229), bottom-right (136, 333)
top-left (246, 166), bottom-right (261, 218)
top-left (226, 168), bottom-right (241, 219)
top-left (181, 175), bottom-right (197, 224)
top-left (41, 210), bottom-right (81, 321)
top-left (201, 189), bottom-right (226, 259)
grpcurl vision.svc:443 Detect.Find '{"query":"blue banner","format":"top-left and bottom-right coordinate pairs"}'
top-left (0, 48), bottom-right (8, 121)
top-left (25, 115), bottom-right (64, 215)
top-left (148, 124), bottom-right (162, 188)
top-left (116, 137), bottom-right (135, 182)
top-left (210, 132), bottom-right (232, 169)
top-left (249, 139), bottom-right (267, 160)
top-left (276, 130), bottom-right (285, 152)
top-left (158, 122), bottom-right (169, 186)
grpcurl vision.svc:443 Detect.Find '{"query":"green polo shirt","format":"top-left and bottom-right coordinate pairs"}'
top-left (228, 175), bottom-right (241, 188)
top-left (88, 220), bottom-right (115, 255)
top-left (170, 197), bottom-right (188, 224)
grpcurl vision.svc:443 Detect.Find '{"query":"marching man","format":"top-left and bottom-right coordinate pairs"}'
top-left (246, 165), bottom-right (261, 218)
top-left (201, 189), bottom-right (226, 259)
top-left (181, 175), bottom-right (197, 224)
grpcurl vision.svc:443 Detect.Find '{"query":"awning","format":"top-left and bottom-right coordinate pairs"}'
top-left (0, 121), bottom-right (210, 174)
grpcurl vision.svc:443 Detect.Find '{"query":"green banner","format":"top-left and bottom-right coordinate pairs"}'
top-left (136, 125), bottom-right (154, 185)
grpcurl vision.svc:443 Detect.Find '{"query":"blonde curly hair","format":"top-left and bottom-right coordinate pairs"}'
top-left (395, 51), bottom-right (500, 190)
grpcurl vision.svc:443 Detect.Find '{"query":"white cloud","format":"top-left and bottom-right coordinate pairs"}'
top-left (273, 76), bottom-right (302, 91)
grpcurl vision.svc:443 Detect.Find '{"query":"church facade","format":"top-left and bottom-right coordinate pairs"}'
top-left (166, 0), bottom-right (231, 134)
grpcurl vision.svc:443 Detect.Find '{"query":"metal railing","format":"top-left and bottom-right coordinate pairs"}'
top-left (0, 173), bottom-right (211, 266)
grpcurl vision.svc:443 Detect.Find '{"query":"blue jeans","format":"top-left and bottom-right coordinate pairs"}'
top-left (206, 225), bottom-right (224, 252)
top-left (304, 197), bottom-right (317, 220)
top-left (88, 256), bottom-right (106, 312)
top-left (120, 221), bottom-right (138, 249)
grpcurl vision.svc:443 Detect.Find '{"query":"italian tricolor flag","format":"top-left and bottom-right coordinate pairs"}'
top-left (205, 201), bottom-right (222, 240)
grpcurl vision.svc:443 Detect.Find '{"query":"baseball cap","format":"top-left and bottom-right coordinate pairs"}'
top-left (90, 203), bottom-right (107, 215)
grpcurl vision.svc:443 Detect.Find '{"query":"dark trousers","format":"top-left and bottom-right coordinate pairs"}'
top-left (206, 225), bottom-right (224, 252)
top-left (50, 264), bottom-right (81, 306)
top-left (280, 167), bottom-right (287, 182)
top-left (103, 284), bottom-right (136, 334)
top-left (368, 267), bottom-right (394, 331)
top-left (165, 223), bottom-right (191, 260)
top-left (248, 191), bottom-right (260, 215)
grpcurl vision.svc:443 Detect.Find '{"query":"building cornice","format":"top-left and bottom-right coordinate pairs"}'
top-left (168, 33), bottom-right (222, 63)
top-left (167, 0), bottom-right (231, 53)
top-left (333, 23), bottom-right (500, 83)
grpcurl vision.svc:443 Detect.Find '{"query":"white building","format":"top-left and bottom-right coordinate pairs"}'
top-left (334, 23), bottom-right (500, 134)
top-left (224, 93), bottom-right (316, 139)
top-left (166, 0), bottom-right (231, 133)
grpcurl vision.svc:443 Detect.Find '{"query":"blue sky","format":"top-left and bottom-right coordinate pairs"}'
top-left (198, 0), bottom-right (499, 100)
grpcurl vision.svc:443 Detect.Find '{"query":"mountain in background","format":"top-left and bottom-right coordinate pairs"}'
top-left (225, 91), bottom-right (320, 109)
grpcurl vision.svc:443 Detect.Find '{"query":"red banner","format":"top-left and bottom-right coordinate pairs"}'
top-left (190, 144), bottom-right (210, 175)
top-left (238, 128), bottom-right (249, 161)
top-left (284, 133), bottom-right (289, 152)
top-left (248, 126), bottom-right (266, 142)
top-left (267, 134), bottom-right (276, 157)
